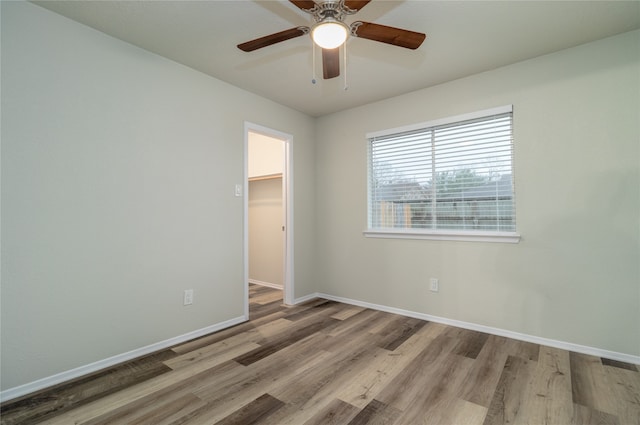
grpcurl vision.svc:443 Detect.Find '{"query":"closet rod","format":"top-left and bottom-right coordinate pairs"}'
top-left (249, 173), bottom-right (282, 182)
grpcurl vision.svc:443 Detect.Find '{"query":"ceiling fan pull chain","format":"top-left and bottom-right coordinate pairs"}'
top-left (344, 42), bottom-right (348, 91)
top-left (312, 41), bottom-right (317, 84)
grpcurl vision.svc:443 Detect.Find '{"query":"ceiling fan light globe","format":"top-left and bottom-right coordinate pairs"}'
top-left (312, 22), bottom-right (348, 49)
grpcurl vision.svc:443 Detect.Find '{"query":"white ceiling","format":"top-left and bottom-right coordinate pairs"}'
top-left (33, 0), bottom-right (640, 117)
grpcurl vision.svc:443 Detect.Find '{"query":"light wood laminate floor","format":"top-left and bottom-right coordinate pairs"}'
top-left (1, 285), bottom-right (639, 424)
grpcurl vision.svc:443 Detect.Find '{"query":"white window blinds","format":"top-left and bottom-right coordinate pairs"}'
top-left (368, 107), bottom-right (515, 234)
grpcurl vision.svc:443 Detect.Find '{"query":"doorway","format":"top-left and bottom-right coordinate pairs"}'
top-left (244, 123), bottom-right (293, 319)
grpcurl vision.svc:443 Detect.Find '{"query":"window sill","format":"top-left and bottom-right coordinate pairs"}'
top-left (363, 229), bottom-right (521, 243)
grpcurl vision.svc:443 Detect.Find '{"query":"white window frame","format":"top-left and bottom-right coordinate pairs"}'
top-left (364, 105), bottom-right (520, 243)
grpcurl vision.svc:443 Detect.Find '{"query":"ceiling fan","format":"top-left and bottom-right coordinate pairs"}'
top-left (237, 0), bottom-right (426, 80)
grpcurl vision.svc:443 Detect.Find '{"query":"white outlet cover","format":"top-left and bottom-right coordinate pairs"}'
top-left (429, 278), bottom-right (439, 292)
top-left (183, 289), bottom-right (194, 305)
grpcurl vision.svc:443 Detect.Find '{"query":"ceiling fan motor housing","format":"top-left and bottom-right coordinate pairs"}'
top-left (310, 1), bottom-right (358, 24)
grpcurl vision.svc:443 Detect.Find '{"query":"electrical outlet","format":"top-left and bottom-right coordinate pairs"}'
top-left (234, 184), bottom-right (242, 197)
top-left (429, 278), bottom-right (439, 292)
top-left (183, 289), bottom-right (194, 305)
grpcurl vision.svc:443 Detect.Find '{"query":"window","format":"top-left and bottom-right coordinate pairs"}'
top-left (366, 105), bottom-right (519, 243)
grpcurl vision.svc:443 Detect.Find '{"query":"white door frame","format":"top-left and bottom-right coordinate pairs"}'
top-left (244, 122), bottom-right (294, 319)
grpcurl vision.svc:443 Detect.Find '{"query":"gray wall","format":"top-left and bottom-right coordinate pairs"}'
top-left (315, 29), bottom-right (640, 357)
top-left (1, 1), bottom-right (316, 391)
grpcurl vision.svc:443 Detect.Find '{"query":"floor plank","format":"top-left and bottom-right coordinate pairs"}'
top-left (439, 398), bottom-right (488, 425)
top-left (395, 353), bottom-right (475, 425)
top-left (602, 357), bottom-right (639, 372)
top-left (376, 317), bottom-right (427, 351)
top-left (602, 364), bottom-right (640, 425)
top-left (518, 346), bottom-right (574, 425)
top-left (213, 393), bottom-right (284, 425)
top-left (570, 351), bottom-right (620, 415)
top-left (346, 399), bottom-right (401, 425)
top-left (572, 403), bottom-right (621, 425)
top-left (460, 335), bottom-right (516, 408)
top-left (374, 332), bottom-right (459, 412)
top-left (482, 355), bottom-right (537, 425)
top-left (333, 322), bottom-right (447, 409)
top-left (302, 398), bottom-right (360, 425)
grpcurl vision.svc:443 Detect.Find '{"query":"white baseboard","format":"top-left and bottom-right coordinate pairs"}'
top-left (292, 292), bottom-right (322, 305)
top-left (310, 292), bottom-right (640, 365)
top-left (249, 279), bottom-right (283, 290)
top-left (0, 315), bottom-right (247, 403)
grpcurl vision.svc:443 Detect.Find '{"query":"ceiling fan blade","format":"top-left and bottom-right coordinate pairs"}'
top-left (322, 48), bottom-right (340, 79)
top-left (343, 0), bottom-right (371, 12)
top-left (237, 27), bottom-right (309, 52)
top-left (289, 0), bottom-right (317, 12)
top-left (351, 21), bottom-right (426, 50)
